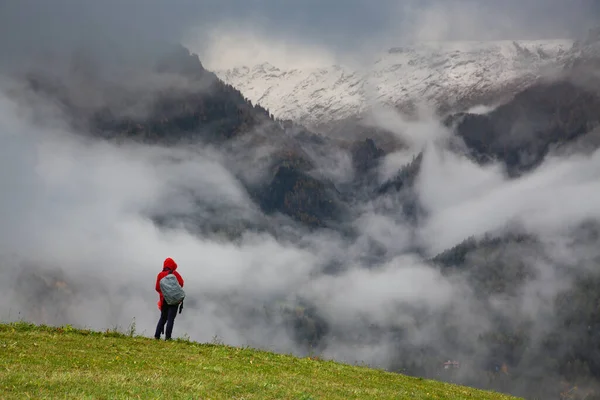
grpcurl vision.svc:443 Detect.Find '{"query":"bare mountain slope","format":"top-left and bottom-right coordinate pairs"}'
top-left (215, 40), bottom-right (573, 127)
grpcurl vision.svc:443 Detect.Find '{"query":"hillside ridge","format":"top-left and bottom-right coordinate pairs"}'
top-left (0, 322), bottom-right (521, 400)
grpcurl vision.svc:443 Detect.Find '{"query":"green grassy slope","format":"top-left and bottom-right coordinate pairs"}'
top-left (0, 323), bottom-right (521, 400)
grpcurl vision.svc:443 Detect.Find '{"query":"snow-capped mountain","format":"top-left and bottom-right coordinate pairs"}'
top-left (214, 40), bottom-right (574, 127)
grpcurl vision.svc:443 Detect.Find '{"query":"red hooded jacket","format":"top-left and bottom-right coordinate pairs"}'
top-left (156, 257), bottom-right (184, 310)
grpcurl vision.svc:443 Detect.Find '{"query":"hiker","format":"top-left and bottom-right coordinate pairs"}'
top-left (154, 257), bottom-right (185, 340)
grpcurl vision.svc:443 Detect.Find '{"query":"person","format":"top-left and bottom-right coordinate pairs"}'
top-left (154, 257), bottom-right (184, 340)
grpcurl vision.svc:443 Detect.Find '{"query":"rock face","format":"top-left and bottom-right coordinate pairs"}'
top-left (215, 40), bottom-right (573, 127)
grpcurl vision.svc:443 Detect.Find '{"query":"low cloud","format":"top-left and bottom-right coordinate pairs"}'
top-left (2, 2), bottom-right (600, 398)
top-left (416, 141), bottom-right (600, 254)
top-left (187, 25), bottom-right (337, 71)
top-left (4, 67), bottom-right (600, 399)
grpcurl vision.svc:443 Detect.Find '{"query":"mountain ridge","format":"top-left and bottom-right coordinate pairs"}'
top-left (215, 39), bottom-right (574, 127)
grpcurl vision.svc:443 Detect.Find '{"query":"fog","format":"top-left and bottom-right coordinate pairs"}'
top-left (1, 1), bottom-right (600, 399)
top-left (3, 76), bottom-right (600, 361)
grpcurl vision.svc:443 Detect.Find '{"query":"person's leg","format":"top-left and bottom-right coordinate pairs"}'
top-left (154, 304), bottom-right (168, 339)
top-left (165, 304), bottom-right (178, 340)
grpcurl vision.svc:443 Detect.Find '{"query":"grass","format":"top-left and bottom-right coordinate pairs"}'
top-left (0, 322), bottom-right (522, 400)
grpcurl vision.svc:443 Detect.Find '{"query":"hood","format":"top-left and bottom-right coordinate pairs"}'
top-left (163, 257), bottom-right (178, 271)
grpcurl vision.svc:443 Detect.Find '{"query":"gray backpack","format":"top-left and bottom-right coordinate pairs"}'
top-left (160, 271), bottom-right (185, 305)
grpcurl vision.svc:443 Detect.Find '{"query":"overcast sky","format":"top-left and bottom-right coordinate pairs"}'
top-left (1, 1), bottom-right (599, 68)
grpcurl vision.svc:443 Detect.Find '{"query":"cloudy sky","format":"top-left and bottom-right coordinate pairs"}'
top-left (1, 0), bottom-right (599, 69)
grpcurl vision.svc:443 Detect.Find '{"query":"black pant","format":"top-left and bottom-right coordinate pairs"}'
top-left (154, 302), bottom-right (179, 340)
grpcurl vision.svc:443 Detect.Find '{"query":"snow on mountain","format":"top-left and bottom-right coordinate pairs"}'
top-left (214, 40), bottom-right (574, 127)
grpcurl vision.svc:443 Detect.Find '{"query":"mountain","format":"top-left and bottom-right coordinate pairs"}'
top-left (448, 78), bottom-right (600, 177)
top-left (215, 40), bottom-right (573, 128)
top-left (8, 38), bottom-right (600, 400)
top-left (446, 30), bottom-right (600, 177)
top-left (18, 45), bottom-right (348, 232)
